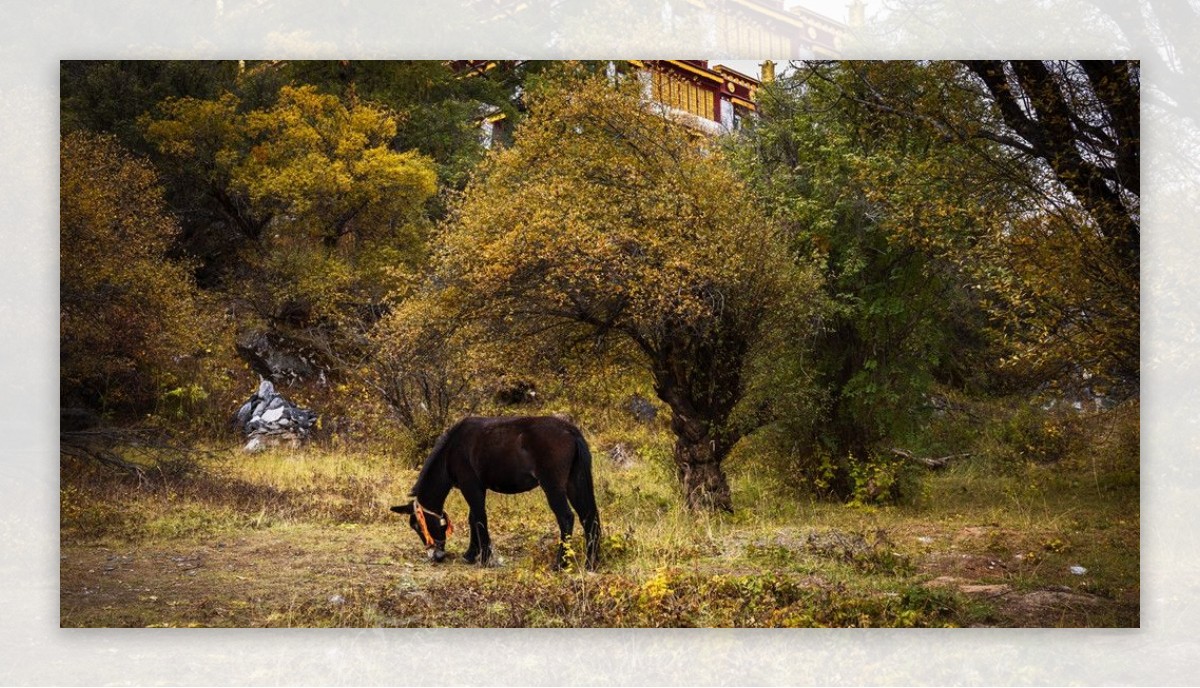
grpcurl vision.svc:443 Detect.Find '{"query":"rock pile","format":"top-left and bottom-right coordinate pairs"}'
top-left (234, 379), bottom-right (318, 452)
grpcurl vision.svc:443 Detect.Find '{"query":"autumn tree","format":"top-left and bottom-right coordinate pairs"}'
top-left (367, 294), bottom-right (495, 458)
top-left (142, 84), bottom-right (437, 249)
top-left (141, 84), bottom-right (438, 383)
top-left (60, 131), bottom-right (223, 415)
top-left (61, 61), bottom-right (264, 290)
top-left (435, 73), bottom-right (824, 511)
top-left (961, 60), bottom-right (1139, 391)
top-left (281, 60), bottom-right (557, 191)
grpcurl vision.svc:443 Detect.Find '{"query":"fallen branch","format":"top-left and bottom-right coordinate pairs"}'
top-left (60, 424), bottom-right (224, 484)
top-left (59, 440), bottom-right (150, 481)
top-left (890, 448), bottom-right (972, 470)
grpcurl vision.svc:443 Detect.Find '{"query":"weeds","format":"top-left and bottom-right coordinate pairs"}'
top-left (61, 401), bottom-right (1139, 628)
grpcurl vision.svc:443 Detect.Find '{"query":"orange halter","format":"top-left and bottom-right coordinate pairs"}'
top-left (412, 499), bottom-right (453, 547)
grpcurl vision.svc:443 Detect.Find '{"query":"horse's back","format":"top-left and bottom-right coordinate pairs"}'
top-left (456, 416), bottom-right (581, 493)
top-left (460, 415), bottom-right (580, 451)
top-left (461, 414), bottom-right (578, 433)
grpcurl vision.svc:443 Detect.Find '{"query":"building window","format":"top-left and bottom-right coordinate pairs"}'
top-left (651, 71), bottom-right (715, 121)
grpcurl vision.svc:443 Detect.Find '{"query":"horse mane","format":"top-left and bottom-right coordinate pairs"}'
top-left (409, 421), bottom-right (461, 497)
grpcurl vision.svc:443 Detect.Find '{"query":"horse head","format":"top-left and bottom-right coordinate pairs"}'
top-left (391, 501), bottom-right (453, 563)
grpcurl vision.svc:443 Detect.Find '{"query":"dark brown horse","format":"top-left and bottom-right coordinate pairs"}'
top-left (391, 415), bottom-right (601, 569)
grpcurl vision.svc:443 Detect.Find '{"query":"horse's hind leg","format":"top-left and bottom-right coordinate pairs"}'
top-left (543, 489), bottom-right (575, 570)
top-left (567, 489), bottom-right (601, 570)
top-left (580, 511), bottom-right (600, 569)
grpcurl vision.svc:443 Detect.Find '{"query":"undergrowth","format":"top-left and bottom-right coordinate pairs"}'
top-left (60, 397), bottom-right (1138, 628)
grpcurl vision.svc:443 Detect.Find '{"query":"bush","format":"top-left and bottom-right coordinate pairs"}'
top-left (61, 130), bottom-right (230, 418)
top-left (996, 402), bottom-right (1082, 464)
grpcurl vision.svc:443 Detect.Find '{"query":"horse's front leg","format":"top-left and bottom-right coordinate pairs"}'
top-left (461, 487), bottom-right (491, 565)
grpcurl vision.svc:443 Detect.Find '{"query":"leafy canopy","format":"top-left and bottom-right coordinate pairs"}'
top-left (142, 84), bottom-right (437, 247)
top-left (730, 61), bottom-right (1013, 498)
top-left (433, 71), bottom-right (824, 510)
top-left (440, 73), bottom-right (806, 353)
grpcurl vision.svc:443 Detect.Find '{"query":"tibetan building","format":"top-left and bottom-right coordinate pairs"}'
top-left (456, 59), bottom-right (778, 145)
top-left (456, 2), bottom-right (859, 141)
top-left (634, 59), bottom-right (769, 136)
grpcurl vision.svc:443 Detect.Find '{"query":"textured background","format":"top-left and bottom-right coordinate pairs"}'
top-left (3, 1), bottom-right (1190, 684)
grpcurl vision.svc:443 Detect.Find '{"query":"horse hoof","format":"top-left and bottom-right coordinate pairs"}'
top-left (462, 553), bottom-right (478, 564)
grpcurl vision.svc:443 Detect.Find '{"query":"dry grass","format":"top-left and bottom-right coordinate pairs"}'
top-left (60, 404), bottom-right (1139, 628)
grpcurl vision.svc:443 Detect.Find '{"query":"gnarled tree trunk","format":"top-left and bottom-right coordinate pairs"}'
top-left (672, 412), bottom-right (734, 512)
top-left (652, 339), bottom-right (745, 513)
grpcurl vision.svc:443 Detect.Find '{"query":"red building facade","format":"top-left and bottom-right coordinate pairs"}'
top-left (634, 59), bottom-right (767, 135)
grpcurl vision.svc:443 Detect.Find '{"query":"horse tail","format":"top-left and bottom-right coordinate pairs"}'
top-left (570, 432), bottom-right (601, 562)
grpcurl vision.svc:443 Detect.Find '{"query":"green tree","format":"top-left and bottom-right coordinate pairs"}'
top-left (434, 73), bottom-right (824, 511)
top-left (60, 60), bottom-right (238, 152)
top-left (734, 61), bottom-right (1009, 496)
top-left (791, 60), bottom-right (1140, 396)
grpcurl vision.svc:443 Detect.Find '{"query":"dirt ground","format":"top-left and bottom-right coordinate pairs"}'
top-left (60, 522), bottom-right (1136, 628)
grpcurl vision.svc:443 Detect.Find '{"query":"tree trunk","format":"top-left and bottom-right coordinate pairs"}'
top-left (676, 440), bottom-right (733, 512)
top-left (645, 335), bottom-right (749, 513)
top-left (671, 412), bottom-right (734, 512)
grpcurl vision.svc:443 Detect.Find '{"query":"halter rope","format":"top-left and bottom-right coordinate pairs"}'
top-left (412, 498), bottom-right (453, 548)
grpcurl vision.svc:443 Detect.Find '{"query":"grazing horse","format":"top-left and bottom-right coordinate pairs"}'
top-left (391, 415), bottom-right (601, 570)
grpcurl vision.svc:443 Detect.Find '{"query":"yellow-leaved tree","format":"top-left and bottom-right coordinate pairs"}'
top-left (60, 131), bottom-right (223, 415)
top-left (433, 73), bottom-right (824, 511)
top-left (141, 84), bottom-right (438, 384)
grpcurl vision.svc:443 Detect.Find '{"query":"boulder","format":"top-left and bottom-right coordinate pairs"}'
top-left (626, 394), bottom-right (658, 424)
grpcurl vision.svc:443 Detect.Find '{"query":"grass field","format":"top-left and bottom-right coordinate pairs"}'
top-left (59, 405), bottom-right (1138, 628)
